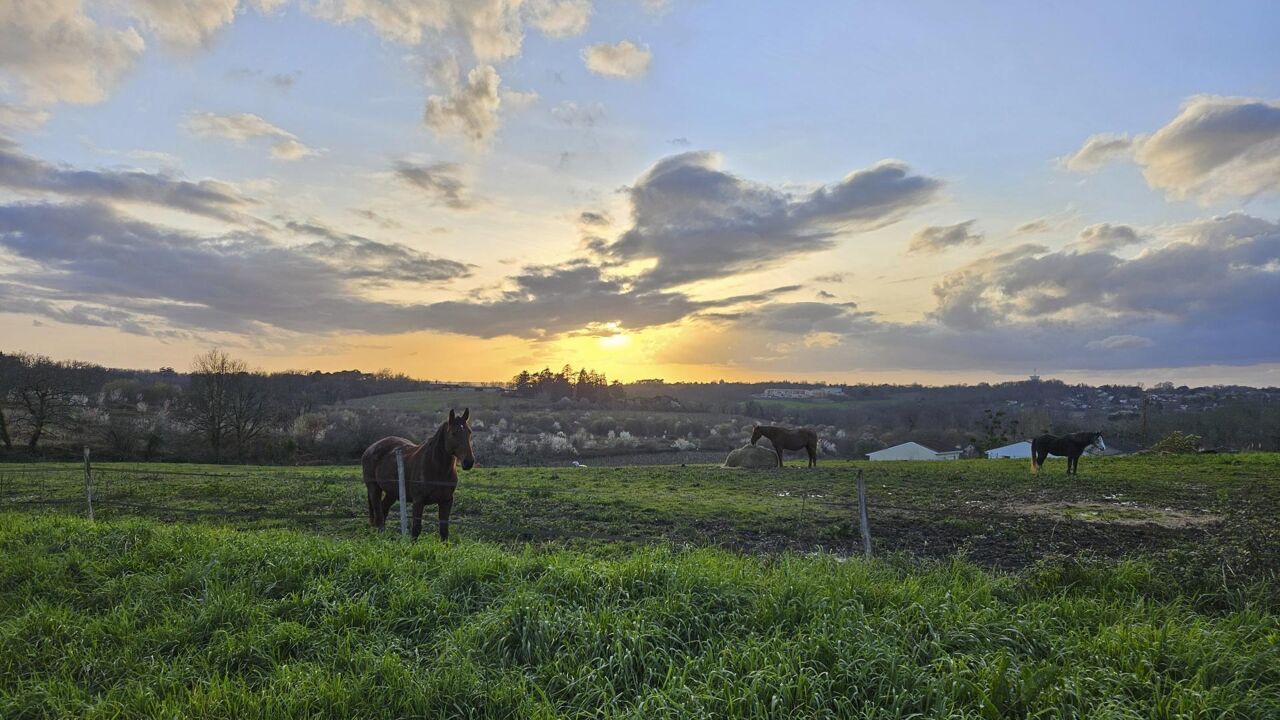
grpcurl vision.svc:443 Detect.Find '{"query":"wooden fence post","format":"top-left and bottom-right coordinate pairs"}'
top-left (83, 446), bottom-right (94, 521)
top-left (856, 468), bottom-right (871, 558)
top-left (395, 447), bottom-right (408, 538)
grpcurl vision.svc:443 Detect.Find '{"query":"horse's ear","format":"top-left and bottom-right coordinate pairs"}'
top-left (449, 408), bottom-right (456, 423)
top-left (461, 407), bottom-right (470, 423)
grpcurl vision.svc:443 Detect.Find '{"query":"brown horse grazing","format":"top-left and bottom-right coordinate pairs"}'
top-left (1031, 431), bottom-right (1105, 475)
top-left (750, 424), bottom-right (819, 468)
top-left (362, 408), bottom-right (475, 540)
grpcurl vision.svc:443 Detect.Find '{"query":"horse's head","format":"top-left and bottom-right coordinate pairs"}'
top-left (750, 425), bottom-right (763, 445)
top-left (445, 408), bottom-right (475, 470)
top-left (1091, 432), bottom-right (1106, 452)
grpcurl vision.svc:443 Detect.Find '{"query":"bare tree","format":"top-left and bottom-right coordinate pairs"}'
top-left (226, 370), bottom-right (273, 461)
top-left (187, 349), bottom-right (275, 461)
top-left (12, 353), bottom-right (80, 449)
top-left (187, 349), bottom-right (246, 460)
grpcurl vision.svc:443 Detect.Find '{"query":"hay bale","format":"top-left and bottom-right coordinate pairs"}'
top-left (722, 443), bottom-right (778, 469)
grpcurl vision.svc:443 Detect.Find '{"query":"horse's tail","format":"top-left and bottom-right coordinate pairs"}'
top-left (1030, 438), bottom-right (1039, 474)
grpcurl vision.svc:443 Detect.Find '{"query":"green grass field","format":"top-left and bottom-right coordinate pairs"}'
top-left (2, 455), bottom-right (1278, 717)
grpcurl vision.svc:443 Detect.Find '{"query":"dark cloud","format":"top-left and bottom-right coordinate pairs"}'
top-left (392, 160), bottom-right (473, 209)
top-left (0, 137), bottom-right (252, 222)
top-left (813, 272), bottom-right (847, 283)
top-left (603, 152), bottom-right (943, 289)
top-left (283, 220), bottom-right (473, 283)
top-left (0, 202), bottom-right (471, 336)
top-left (661, 214), bottom-right (1280, 373)
top-left (577, 211), bottom-right (610, 227)
top-left (907, 219), bottom-right (983, 254)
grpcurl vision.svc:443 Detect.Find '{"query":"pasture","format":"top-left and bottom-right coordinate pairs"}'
top-left (1, 455), bottom-right (1278, 717)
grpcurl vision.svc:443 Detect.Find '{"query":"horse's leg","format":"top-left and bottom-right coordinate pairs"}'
top-left (379, 492), bottom-right (396, 531)
top-left (807, 442), bottom-right (816, 468)
top-left (410, 497), bottom-right (426, 540)
top-left (366, 484), bottom-right (380, 527)
top-left (438, 498), bottom-right (453, 542)
top-left (775, 446), bottom-right (784, 468)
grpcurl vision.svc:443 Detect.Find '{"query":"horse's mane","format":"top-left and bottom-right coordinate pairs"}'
top-left (421, 420), bottom-right (452, 472)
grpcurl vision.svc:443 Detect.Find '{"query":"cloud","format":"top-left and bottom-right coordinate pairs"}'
top-left (526, 0), bottom-right (592, 38)
top-left (660, 211), bottom-right (1280, 373)
top-left (125, 0), bottom-right (241, 49)
top-left (1066, 95), bottom-right (1280, 203)
top-left (500, 88), bottom-right (539, 110)
top-left (392, 160), bottom-right (474, 209)
top-left (282, 219), bottom-right (473, 283)
top-left (602, 152), bottom-right (943, 289)
top-left (918, 213), bottom-right (1280, 361)
top-left (0, 199), bottom-right (812, 342)
top-left (308, 0), bottom-right (527, 62)
top-left (1071, 223), bottom-right (1143, 253)
top-left (424, 64), bottom-right (502, 145)
top-left (226, 66), bottom-right (301, 90)
top-left (551, 100), bottom-right (605, 127)
top-left (183, 111), bottom-right (320, 160)
top-left (1086, 334), bottom-right (1154, 351)
top-left (0, 1), bottom-right (146, 105)
top-left (582, 40), bottom-right (652, 79)
top-left (577, 210), bottom-right (610, 227)
top-left (351, 208), bottom-right (402, 228)
top-left (1062, 133), bottom-right (1134, 172)
top-left (1134, 95), bottom-right (1280, 202)
top-left (1012, 218), bottom-right (1049, 235)
top-left (813, 273), bottom-right (847, 283)
top-left (0, 201), bottom-right (472, 336)
top-left (0, 103), bottom-right (50, 131)
top-left (0, 137), bottom-right (251, 222)
top-left (907, 219), bottom-right (983, 254)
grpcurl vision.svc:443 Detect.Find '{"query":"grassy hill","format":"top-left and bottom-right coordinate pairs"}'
top-left (2, 513), bottom-right (1277, 719)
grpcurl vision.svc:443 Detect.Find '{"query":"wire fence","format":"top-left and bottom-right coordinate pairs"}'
top-left (0, 452), bottom-right (877, 551)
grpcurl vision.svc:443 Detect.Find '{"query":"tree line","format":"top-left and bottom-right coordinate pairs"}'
top-left (509, 365), bottom-right (626, 404)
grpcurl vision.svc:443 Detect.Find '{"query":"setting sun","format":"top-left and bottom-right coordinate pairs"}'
top-left (598, 333), bottom-right (631, 349)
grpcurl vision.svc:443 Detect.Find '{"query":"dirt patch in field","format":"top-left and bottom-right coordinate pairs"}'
top-left (1008, 502), bottom-right (1222, 529)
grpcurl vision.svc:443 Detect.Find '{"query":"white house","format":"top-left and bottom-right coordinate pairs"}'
top-left (867, 441), bottom-right (960, 461)
top-left (986, 441), bottom-right (1033, 459)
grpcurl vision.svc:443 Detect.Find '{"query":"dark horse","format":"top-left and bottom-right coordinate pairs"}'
top-left (751, 424), bottom-right (819, 468)
top-left (1031, 431), bottom-right (1105, 475)
top-left (362, 408), bottom-right (475, 540)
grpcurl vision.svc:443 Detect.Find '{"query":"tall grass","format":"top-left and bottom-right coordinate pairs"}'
top-left (1, 514), bottom-right (1276, 719)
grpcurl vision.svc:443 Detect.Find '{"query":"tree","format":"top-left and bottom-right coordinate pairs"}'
top-left (226, 371), bottom-right (274, 461)
top-left (0, 352), bottom-right (19, 450)
top-left (187, 349), bottom-right (247, 460)
top-left (12, 354), bottom-right (81, 449)
top-left (972, 408), bottom-right (1019, 452)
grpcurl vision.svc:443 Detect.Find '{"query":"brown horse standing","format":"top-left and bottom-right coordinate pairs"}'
top-left (362, 408), bottom-right (475, 540)
top-left (751, 424), bottom-right (819, 467)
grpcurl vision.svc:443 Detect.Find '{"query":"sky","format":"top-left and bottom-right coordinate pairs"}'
top-left (2, 0), bottom-right (1279, 386)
